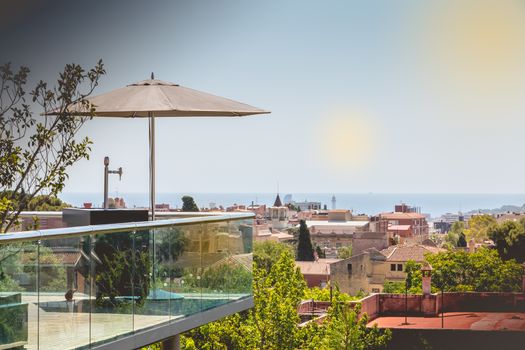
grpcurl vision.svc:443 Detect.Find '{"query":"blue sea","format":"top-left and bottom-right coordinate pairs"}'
top-left (58, 193), bottom-right (525, 218)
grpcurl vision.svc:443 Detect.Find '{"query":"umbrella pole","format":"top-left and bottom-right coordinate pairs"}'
top-left (149, 112), bottom-right (156, 220)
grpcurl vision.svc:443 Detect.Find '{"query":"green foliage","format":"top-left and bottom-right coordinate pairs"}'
top-left (94, 232), bottom-right (151, 307)
top-left (253, 240), bottom-right (293, 273)
top-left (0, 299), bottom-right (27, 346)
top-left (444, 221), bottom-right (466, 248)
top-left (382, 280), bottom-right (405, 294)
top-left (464, 215), bottom-right (496, 243)
top-left (184, 249), bottom-right (306, 349)
top-left (297, 220), bottom-right (314, 261)
top-left (0, 61), bottom-right (105, 233)
top-left (156, 227), bottom-right (189, 280)
top-left (337, 245), bottom-right (353, 259)
top-left (26, 195), bottom-right (70, 211)
top-left (180, 337), bottom-right (197, 350)
top-left (306, 301), bottom-right (391, 350)
top-left (303, 286), bottom-right (358, 302)
top-left (183, 263), bottom-right (251, 294)
top-left (397, 249), bottom-right (522, 293)
top-left (488, 218), bottom-right (525, 263)
top-left (183, 248), bottom-right (391, 350)
top-left (315, 245), bottom-right (326, 259)
top-left (385, 249), bottom-right (523, 294)
top-left (0, 275), bottom-right (23, 292)
top-left (181, 195), bottom-right (199, 212)
top-left (457, 232), bottom-right (467, 247)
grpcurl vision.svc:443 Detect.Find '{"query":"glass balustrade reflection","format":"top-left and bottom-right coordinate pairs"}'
top-left (0, 215), bottom-right (253, 349)
top-left (38, 235), bottom-right (91, 349)
top-left (0, 241), bottom-right (37, 350)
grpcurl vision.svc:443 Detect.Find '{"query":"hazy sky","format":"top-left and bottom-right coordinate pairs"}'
top-left (2, 0), bottom-right (525, 194)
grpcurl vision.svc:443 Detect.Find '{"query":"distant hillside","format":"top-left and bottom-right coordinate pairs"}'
top-left (465, 203), bottom-right (525, 215)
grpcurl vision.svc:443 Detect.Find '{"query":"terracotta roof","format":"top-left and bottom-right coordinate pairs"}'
top-left (380, 212), bottom-right (426, 220)
top-left (380, 244), bottom-right (444, 262)
top-left (21, 251), bottom-right (82, 266)
top-left (295, 259), bottom-right (341, 275)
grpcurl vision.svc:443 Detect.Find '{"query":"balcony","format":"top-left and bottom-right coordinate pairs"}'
top-left (0, 212), bottom-right (254, 349)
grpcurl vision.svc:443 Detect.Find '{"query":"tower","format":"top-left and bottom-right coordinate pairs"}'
top-left (331, 195), bottom-right (336, 210)
top-left (268, 193), bottom-right (288, 230)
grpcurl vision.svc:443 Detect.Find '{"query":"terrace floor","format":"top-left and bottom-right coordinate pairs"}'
top-left (23, 294), bottom-right (177, 350)
top-left (21, 292), bottom-right (244, 350)
top-left (367, 312), bottom-right (525, 331)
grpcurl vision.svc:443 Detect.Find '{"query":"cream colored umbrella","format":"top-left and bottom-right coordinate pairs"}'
top-left (53, 73), bottom-right (269, 219)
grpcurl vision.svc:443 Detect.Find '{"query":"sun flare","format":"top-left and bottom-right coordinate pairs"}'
top-left (318, 112), bottom-right (377, 171)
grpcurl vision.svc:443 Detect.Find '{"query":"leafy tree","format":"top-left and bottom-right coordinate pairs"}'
top-left (457, 232), bottom-right (467, 247)
top-left (444, 221), bottom-right (465, 248)
top-left (156, 227), bottom-right (189, 281)
top-left (315, 245), bottom-right (326, 259)
top-left (0, 61), bottom-right (105, 233)
top-left (297, 220), bottom-right (314, 261)
top-left (181, 195), bottom-right (199, 212)
top-left (464, 215), bottom-right (496, 243)
top-left (404, 260), bottom-right (422, 292)
top-left (306, 301), bottom-right (391, 350)
top-left (253, 240), bottom-right (294, 273)
top-left (382, 260), bottom-right (423, 294)
top-left (303, 286), bottom-right (358, 302)
top-left (183, 249), bottom-right (306, 349)
top-left (382, 280), bottom-right (405, 294)
top-left (337, 245), bottom-right (353, 259)
top-left (488, 218), bottom-right (525, 263)
top-left (399, 249), bottom-right (522, 293)
top-left (26, 195), bottom-right (70, 211)
top-left (183, 263), bottom-right (252, 293)
top-left (182, 248), bottom-right (391, 350)
top-left (94, 231), bottom-right (151, 308)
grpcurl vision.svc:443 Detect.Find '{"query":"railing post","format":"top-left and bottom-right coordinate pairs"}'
top-left (161, 334), bottom-right (180, 350)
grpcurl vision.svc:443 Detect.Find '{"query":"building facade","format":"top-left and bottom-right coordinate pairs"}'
top-left (330, 243), bottom-right (444, 295)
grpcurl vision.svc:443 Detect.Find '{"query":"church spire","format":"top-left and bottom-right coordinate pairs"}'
top-left (273, 193), bottom-right (283, 207)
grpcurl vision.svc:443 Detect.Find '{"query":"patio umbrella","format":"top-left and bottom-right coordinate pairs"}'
top-left (51, 73), bottom-right (269, 219)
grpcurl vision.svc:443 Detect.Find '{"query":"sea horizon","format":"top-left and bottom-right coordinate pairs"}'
top-left (58, 192), bottom-right (525, 219)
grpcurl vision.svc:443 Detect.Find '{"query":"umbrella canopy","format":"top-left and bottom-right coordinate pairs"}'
top-left (50, 75), bottom-right (269, 218)
top-left (77, 78), bottom-right (269, 117)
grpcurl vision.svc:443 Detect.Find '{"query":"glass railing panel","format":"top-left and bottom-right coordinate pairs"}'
top-left (90, 230), bottom-right (134, 345)
top-left (169, 224), bottom-right (203, 319)
top-left (199, 222), bottom-right (230, 312)
top-left (227, 218), bottom-right (254, 300)
top-left (37, 235), bottom-right (92, 349)
top-left (154, 226), bottom-right (181, 322)
top-left (0, 241), bottom-right (38, 350)
top-left (132, 228), bottom-right (171, 332)
top-left (0, 213), bottom-right (254, 349)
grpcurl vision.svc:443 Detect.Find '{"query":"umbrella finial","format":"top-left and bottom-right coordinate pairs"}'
top-left (151, 72), bottom-right (155, 80)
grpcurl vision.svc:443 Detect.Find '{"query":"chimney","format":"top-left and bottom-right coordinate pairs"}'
top-left (421, 264), bottom-right (433, 295)
top-left (468, 239), bottom-right (476, 253)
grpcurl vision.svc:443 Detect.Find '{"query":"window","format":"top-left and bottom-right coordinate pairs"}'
top-left (336, 243), bottom-right (342, 248)
top-left (347, 263), bottom-right (352, 274)
top-left (397, 264), bottom-right (403, 271)
top-left (372, 288), bottom-right (380, 293)
top-left (390, 264), bottom-right (396, 271)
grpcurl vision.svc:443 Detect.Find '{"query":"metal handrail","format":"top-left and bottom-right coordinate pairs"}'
top-left (0, 212), bottom-right (254, 243)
